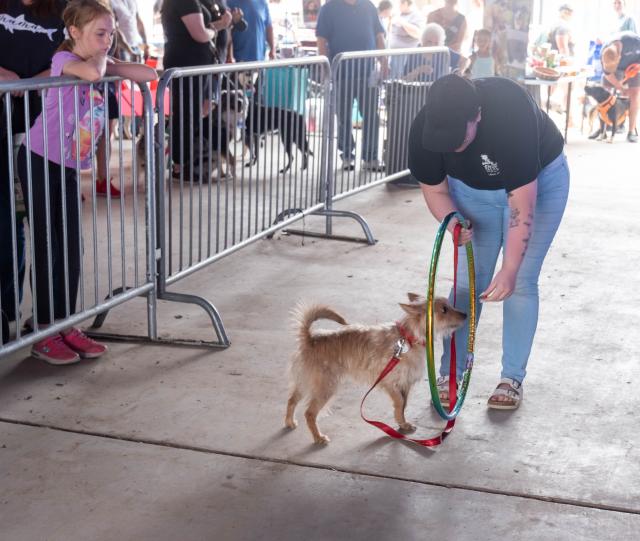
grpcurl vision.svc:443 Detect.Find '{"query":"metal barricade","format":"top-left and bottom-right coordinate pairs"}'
top-left (154, 57), bottom-right (331, 346)
top-left (324, 47), bottom-right (450, 242)
top-left (0, 75), bottom-right (156, 358)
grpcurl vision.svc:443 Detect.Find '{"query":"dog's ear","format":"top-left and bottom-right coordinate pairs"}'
top-left (407, 292), bottom-right (421, 302)
top-left (399, 302), bottom-right (423, 315)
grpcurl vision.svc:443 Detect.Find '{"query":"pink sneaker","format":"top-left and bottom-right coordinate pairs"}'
top-left (61, 328), bottom-right (108, 359)
top-left (32, 334), bottom-right (80, 365)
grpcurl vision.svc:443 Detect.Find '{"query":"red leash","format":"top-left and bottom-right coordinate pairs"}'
top-left (360, 224), bottom-right (462, 448)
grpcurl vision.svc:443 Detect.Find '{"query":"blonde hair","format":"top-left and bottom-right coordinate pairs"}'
top-left (58, 0), bottom-right (114, 53)
top-left (601, 44), bottom-right (621, 74)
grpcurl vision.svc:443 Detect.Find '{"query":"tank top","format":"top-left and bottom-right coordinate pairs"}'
top-left (470, 55), bottom-right (495, 79)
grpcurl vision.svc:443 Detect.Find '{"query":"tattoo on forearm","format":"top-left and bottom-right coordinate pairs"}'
top-left (509, 207), bottom-right (521, 228)
top-left (520, 212), bottom-right (534, 258)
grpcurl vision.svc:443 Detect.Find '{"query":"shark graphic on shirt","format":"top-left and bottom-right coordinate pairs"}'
top-left (0, 14), bottom-right (58, 41)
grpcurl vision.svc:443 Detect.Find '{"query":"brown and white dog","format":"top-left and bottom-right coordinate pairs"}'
top-left (285, 293), bottom-right (466, 444)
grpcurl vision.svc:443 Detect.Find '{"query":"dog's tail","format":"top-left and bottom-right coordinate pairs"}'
top-left (295, 304), bottom-right (347, 346)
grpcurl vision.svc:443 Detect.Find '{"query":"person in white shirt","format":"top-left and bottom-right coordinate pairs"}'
top-left (110, 0), bottom-right (148, 60)
top-left (389, 0), bottom-right (423, 78)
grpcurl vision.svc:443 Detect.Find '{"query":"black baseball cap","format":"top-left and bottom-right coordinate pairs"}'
top-left (421, 74), bottom-right (481, 153)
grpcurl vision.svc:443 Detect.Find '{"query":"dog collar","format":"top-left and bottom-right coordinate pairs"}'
top-left (395, 322), bottom-right (426, 350)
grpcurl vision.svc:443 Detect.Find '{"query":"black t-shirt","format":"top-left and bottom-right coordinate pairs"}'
top-left (408, 77), bottom-right (564, 192)
top-left (162, 0), bottom-right (215, 68)
top-left (0, 0), bottom-right (66, 78)
top-left (606, 31), bottom-right (640, 72)
top-left (0, 0), bottom-right (66, 133)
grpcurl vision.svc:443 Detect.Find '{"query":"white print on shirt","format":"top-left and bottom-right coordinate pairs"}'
top-left (480, 154), bottom-right (500, 176)
top-left (0, 14), bottom-right (58, 41)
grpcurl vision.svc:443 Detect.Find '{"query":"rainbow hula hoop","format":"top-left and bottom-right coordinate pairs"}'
top-left (426, 211), bottom-right (477, 421)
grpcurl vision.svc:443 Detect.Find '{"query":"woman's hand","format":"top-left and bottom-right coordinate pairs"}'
top-left (447, 219), bottom-right (473, 245)
top-left (479, 266), bottom-right (517, 302)
top-left (0, 67), bottom-right (20, 83)
top-left (0, 67), bottom-right (23, 96)
top-left (211, 10), bottom-right (232, 31)
top-left (231, 7), bottom-right (244, 24)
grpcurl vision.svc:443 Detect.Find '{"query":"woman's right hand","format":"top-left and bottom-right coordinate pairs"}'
top-left (447, 218), bottom-right (473, 245)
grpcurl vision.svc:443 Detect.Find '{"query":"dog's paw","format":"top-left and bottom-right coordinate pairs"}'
top-left (398, 422), bottom-right (417, 433)
top-left (284, 418), bottom-right (298, 429)
top-left (314, 434), bottom-right (331, 445)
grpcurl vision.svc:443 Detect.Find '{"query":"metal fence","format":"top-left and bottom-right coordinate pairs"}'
top-left (0, 76), bottom-right (156, 356)
top-left (0, 48), bottom-right (451, 357)
top-left (323, 47), bottom-right (449, 242)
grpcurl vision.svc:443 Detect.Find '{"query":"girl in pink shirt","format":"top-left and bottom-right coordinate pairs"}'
top-left (18, 0), bottom-right (156, 365)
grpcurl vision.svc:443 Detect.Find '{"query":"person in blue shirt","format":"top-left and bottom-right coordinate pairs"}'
top-left (316, 0), bottom-right (387, 172)
top-left (227, 0), bottom-right (275, 61)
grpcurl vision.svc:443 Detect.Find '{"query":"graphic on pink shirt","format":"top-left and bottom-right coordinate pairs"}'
top-left (29, 51), bottom-right (106, 169)
top-left (69, 88), bottom-right (105, 164)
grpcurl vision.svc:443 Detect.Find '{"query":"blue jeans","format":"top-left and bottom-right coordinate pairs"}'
top-left (335, 77), bottom-right (380, 161)
top-left (441, 153), bottom-right (570, 383)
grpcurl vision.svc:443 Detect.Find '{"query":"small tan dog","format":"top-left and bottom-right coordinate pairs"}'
top-left (285, 293), bottom-right (466, 444)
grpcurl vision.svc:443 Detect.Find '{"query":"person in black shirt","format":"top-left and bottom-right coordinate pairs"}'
top-left (409, 74), bottom-right (569, 410)
top-left (601, 32), bottom-right (640, 143)
top-left (161, 0), bottom-right (232, 179)
top-left (0, 0), bottom-right (65, 340)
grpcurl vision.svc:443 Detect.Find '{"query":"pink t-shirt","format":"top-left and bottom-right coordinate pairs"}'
top-left (29, 51), bottom-right (105, 169)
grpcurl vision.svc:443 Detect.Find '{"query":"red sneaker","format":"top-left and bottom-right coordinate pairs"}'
top-left (32, 334), bottom-right (80, 365)
top-left (96, 178), bottom-right (121, 198)
top-left (61, 328), bottom-right (108, 359)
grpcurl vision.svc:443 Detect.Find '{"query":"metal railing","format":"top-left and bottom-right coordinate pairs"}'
top-left (153, 57), bottom-right (331, 346)
top-left (0, 75), bottom-right (156, 356)
top-left (322, 47), bottom-right (450, 242)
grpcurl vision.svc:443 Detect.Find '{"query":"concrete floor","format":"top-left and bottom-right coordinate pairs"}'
top-left (1, 131), bottom-right (640, 540)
